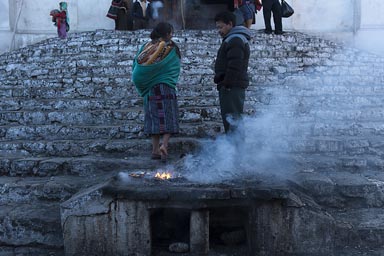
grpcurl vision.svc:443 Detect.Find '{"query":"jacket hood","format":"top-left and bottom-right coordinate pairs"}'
top-left (224, 26), bottom-right (252, 41)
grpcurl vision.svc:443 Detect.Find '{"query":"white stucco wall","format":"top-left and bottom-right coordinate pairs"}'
top-left (0, 0), bottom-right (9, 30)
top-left (77, 1), bottom-right (115, 31)
top-left (0, 0), bottom-right (114, 52)
top-left (0, 0), bottom-right (11, 51)
top-left (355, 0), bottom-right (384, 55)
top-left (361, 0), bottom-right (384, 28)
top-left (0, 0), bottom-right (383, 55)
top-left (7, 0), bottom-right (114, 32)
top-left (292, 0), bottom-right (356, 31)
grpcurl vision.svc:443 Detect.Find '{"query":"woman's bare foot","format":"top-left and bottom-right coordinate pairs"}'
top-left (159, 145), bottom-right (168, 162)
top-left (151, 153), bottom-right (161, 160)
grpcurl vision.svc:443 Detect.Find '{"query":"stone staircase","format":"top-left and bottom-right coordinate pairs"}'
top-left (1, 28), bottom-right (384, 255)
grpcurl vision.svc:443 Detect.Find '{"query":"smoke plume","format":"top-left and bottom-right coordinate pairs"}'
top-left (181, 94), bottom-right (301, 184)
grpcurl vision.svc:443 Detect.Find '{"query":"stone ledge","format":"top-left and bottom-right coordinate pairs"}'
top-left (60, 172), bottom-right (334, 256)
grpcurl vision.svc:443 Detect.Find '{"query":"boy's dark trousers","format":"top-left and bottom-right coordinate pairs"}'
top-left (262, 0), bottom-right (283, 33)
top-left (219, 86), bottom-right (245, 133)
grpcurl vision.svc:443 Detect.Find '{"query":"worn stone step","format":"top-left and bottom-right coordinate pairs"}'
top-left (0, 175), bottom-right (110, 204)
top-left (296, 170), bottom-right (384, 208)
top-left (0, 137), bottom-right (199, 176)
top-left (0, 122), bottom-right (222, 141)
top-left (0, 106), bottom-right (222, 126)
top-left (0, 137), bottom-right (199, 157)
top-left (0, 246), bottom-right (63, 256)
top-left (0, 202), bottom-right (63, 250)
top-left (0, 136), bottom-right (384, 175)
top-left (332, 208), bottom-right (384, 251)
top-left (0, 156), bottom-right (167, 177)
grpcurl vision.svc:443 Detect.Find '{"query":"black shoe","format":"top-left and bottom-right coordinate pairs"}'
top-left (264, 29), bottom-right (272, 34)
top-left (275, 30), bottom-right (284, 35)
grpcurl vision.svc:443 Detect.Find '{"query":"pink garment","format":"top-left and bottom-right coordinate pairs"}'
top-left (52, 11), bottom-right (67, 39)
top-left (58, 22), bottom-right (67, 39)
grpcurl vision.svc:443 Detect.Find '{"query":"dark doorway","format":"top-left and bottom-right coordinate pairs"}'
top-left (209, 207), bottom-right (249, 255)
top-left (151, 208), bottom-right (190, 254)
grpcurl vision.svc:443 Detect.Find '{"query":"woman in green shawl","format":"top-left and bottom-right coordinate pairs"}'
top-left (50, 2), bottom-right (69, 39)
top-left (132, 22), bottom-right (181, 162)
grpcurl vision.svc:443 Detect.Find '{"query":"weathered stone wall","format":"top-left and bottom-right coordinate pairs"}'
top-left (1, 29), bottom-right (384, 255)
top-left (1, 29), bottom-right (384, 175)
top-left (1, 0), bottom-right (384, 55)
top-left (60, 179), bottom-right (335, 256)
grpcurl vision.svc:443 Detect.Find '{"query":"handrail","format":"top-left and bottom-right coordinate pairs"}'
top-left (9, 0), bottom-right (24, 51)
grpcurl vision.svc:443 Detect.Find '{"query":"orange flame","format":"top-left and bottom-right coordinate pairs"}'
top-left (154, 171), bottom-right (172, 180)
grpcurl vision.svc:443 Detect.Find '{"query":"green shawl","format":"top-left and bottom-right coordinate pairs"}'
top-left (132, 45), bottom-right (181, 99)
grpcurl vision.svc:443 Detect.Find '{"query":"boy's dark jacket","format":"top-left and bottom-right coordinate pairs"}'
top-left (132, 0), bottom-right (153, 20)
top-left (214, 26), bottom-right (251, 90)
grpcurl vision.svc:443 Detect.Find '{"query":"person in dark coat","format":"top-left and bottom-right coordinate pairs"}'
top-left (261, 0), bottom-right (283, 34)
top-left (214, 11), bottom-right (251, 133)
top-left (106, 0), bottom-right (133, 31)
top-left (132, 0), bottom-right (153, 30)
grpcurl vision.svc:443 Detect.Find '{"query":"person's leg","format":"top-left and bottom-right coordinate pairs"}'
top-left (151, 135), bottom-right (161, 159)
top-left (156, 84), bottom-right (179, 161)
top-left (58, 23), bottom-right (67, 39)
top-left (133, 18), bottom-right (144, 30)
top-left (127, 13), bottom-right (134, 30)
top-left (144, 87), bottom-right (161, 159)
top-left (160, 133), bottom-right (170, 158)
top-left (262, 0), bottom-right (273, 33)
top-left (272, 0), bottom-right (283, 33)
top-left (159, 133), bottom-right (170, 162)
top-left (240, 3), bottom-right (254, 28)
top-left (244, 19), bottom-right (253, 28)
top-left (219, 87), bottom-right (245, 133)
top-left (114, 19), bottom-right (118, 30)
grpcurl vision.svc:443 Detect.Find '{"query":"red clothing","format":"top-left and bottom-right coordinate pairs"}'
top-left (234, 0), bottom-right (262, 9)
top-left (255, 0), bottom-right (262, 10)
top-left (52, 11), bottom-right (66, 30)
top-left (234, 0), bottom-right (241, 8)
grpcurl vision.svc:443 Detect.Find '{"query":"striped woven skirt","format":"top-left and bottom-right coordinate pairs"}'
top-left (144, 83), bottom-right (179, 135)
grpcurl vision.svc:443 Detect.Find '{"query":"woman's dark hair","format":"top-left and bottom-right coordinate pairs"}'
top-left (150, 22), bottom-right (174, 40)
top-left (214, 11), bottom-right (236, 26)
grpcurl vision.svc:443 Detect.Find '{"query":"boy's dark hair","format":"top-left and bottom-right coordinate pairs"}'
top-left (150, 22), bottom-right (174, 40)
top-left (214, 11), bottom-right (236, 26)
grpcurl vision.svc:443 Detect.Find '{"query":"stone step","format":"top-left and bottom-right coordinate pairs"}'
top-left (0, 122), bottom-right (223, 141)
top-left (2, 75), bottom-right (382, 110)
top-left (0, 201), bottom-right (63, 249)
top-left (0, 134), bottom-right (383, 174)
top-left (332, 208), bottom-right (384, 251)
top-left (0, 106), bottom-right (222, 125)
top-left (0, 175), bottom-right (111, 204)
top-left (0, 246), bottom-right (64, 256)
top-left (0, 137), bottom-right (199, 176)
top-left (294, 171), bottom-right (384, 253)
top-left (0, 155), bottom-right (185, 177)
top-left (336, 248), bottom-right (384, 256)
top-left (295, 170), bottom-right (384, 209)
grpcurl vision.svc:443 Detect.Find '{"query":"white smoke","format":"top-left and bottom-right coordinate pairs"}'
top-left (151, 1), bottom-right (164, 20)
top-left (181, 100), bottom-right (301, 184)
top-left (118, 171), bottom-right (131, 183)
